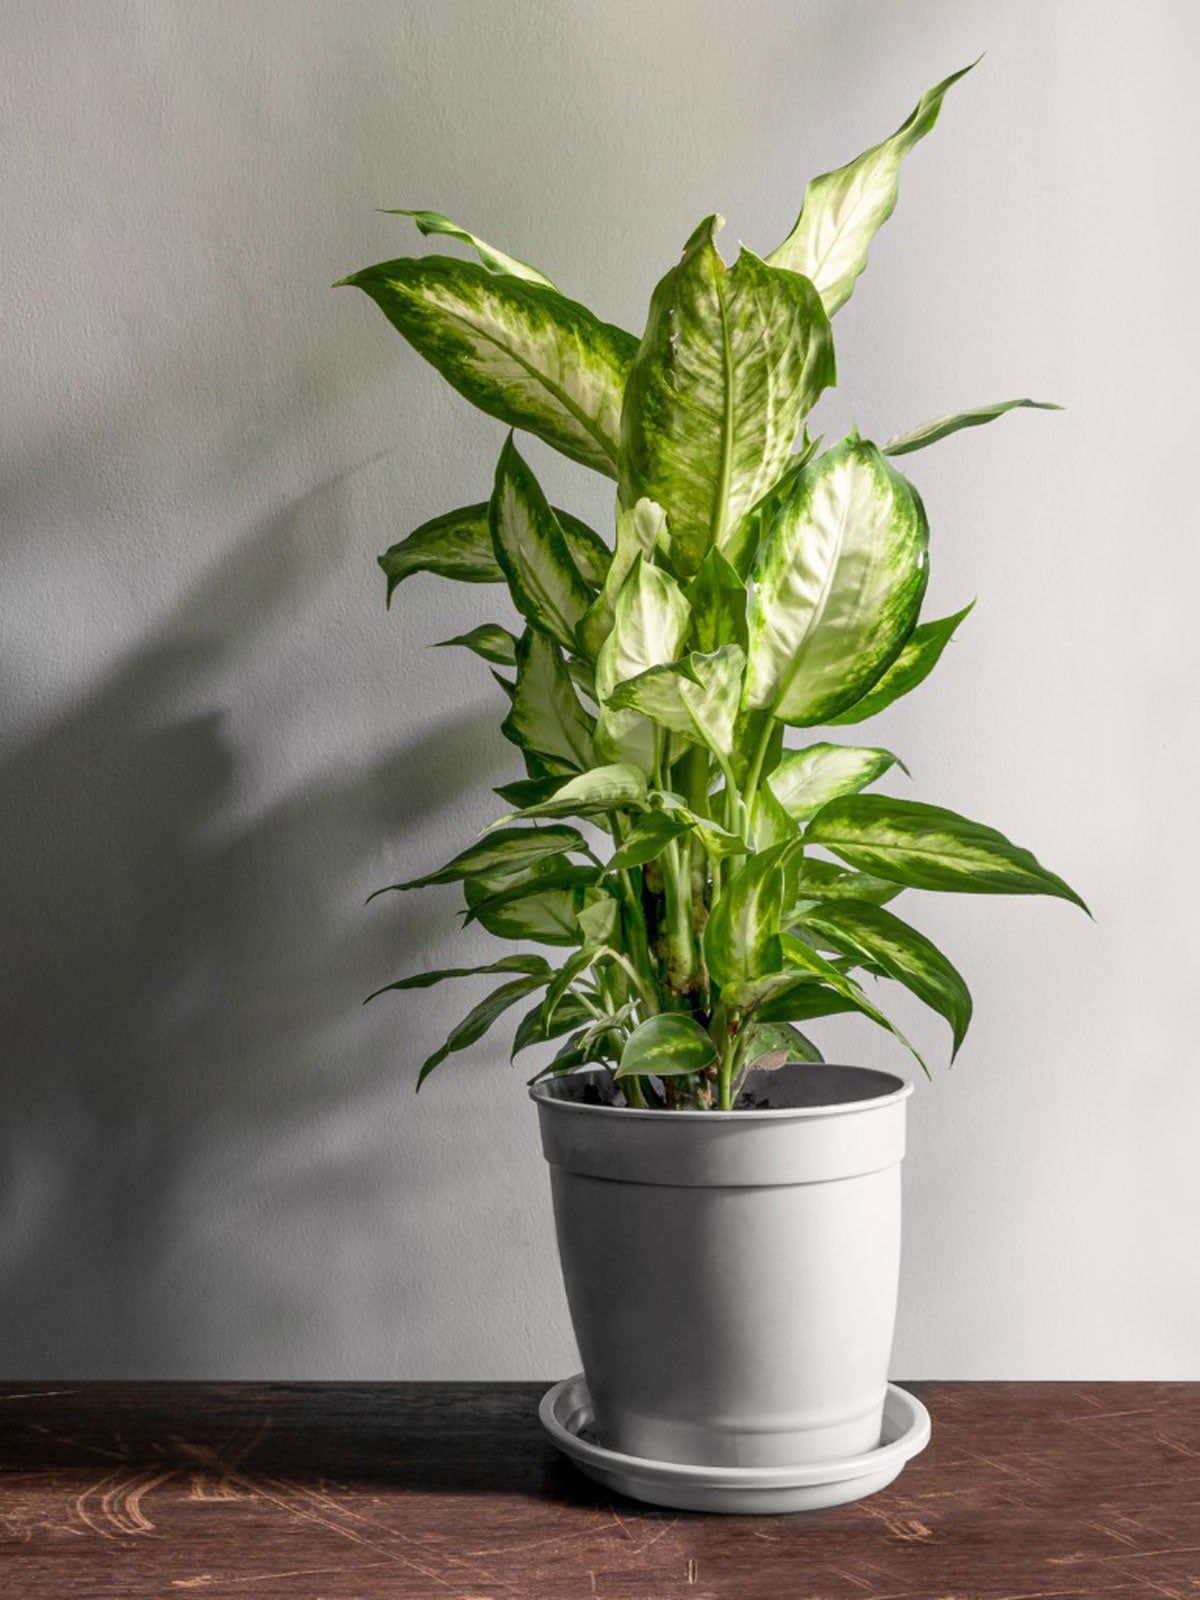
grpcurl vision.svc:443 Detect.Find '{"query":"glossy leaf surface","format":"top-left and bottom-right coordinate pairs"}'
top-left (827, 603), bottom-right (974, 725)
top-left (615, 1013), bottom-right (720, 1079)
top-left (768, 742), bottom-right (905, 821)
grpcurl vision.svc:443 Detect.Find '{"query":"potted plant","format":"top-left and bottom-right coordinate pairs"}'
top-left (340, 62), bottom-right (1085, 1512)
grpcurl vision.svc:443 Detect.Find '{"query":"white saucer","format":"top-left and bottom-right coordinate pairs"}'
top-left (540, 1376), bottom-right (930, 1514)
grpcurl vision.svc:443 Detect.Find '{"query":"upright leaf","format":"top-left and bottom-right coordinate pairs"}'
top-left (607, 645), bottom-right (745, 767)
top-left (884, 398), bottom-right (1060, 458)
top-left (800, 899), bottom-right (972, 1055)
top-left (501, 630), bottom-right (595, 772)
top-left (685, 548), bottom-right (748, 651)
top-left (766, 62), bottom-right (976, 315)
top-left (805, 795), bottom-right (1089, 909)
top-left (490, 437), bottom-right (594, 650)
top-left (339, 255), bottom-right (636, 475)
top-left (704, 845), bottom-right (790, 990)
top-left (577, 497), bottom-right (666, 659)
top-left (382, 208), bottom-right (556, 286)
top-left (743, 435), bottom-right (928, 725)
top-left (827, 603), bottom-right (974, 725)
top-left (620, 218), bottom-right (835, 575)
top-left (768, 742), bottom-right (905, 821)
top-left (594, 557), bottom-right (691, 770)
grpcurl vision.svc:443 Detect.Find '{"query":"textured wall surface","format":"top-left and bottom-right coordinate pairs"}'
top-left (2, 0), bottom-right (1196, 1379)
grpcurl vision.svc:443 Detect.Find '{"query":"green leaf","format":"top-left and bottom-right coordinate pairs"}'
top-left (464, 861), bottom-right (596, 945)
top-left (800, 899), bottom-right (972, 1055)
top-left (685, 548), bottom-right (748, 651)
top-left (373, 825), bottom-right (584, 895)
top-left (417, 971), bottom-right (549, 1089)
top-left (512, 991), bottom-right (596, 1056)
top-left (526, 1027), bottom-right (597, 1083)
top-left (493, 774), bottom-right (568, 810)
top-left (767, 62), bottom-right (977, 316)
top-left (576, 890), bottom-right (622, 948)
top-left (594, 556), bottom-right (691, 770)
top-left (884, 398), bottom-right (1061, 458)
top-left (620, 218), bottom-right (835, 575)
top-left (721, 435), bottom-right (822, 577)
top-left (768, 742), bottom-right (906, 822)
top-left (650, 792), bottom-right (749, 860)
top-left (607, 646), bottom-right (745, 765)
top-left (501, 629), bottom-right (595, 772)
top-left (365, 953), bottom-right (550, 1004)
top-left (704, 845), bottom-right (790, 990)
top-left (749, 780), bottom-right (801, 851)
top-left (382, 208), bottom-right (556, 287)
top-left (379, 504), bottom-right (502, 602)
top-left (558, 513), bottom-right (612, 589)
top-left (490, 437), bottom-right (594, 650)
top-left (827, 603), bottom-right (974, 725)
top-left (504, 762), bottom-right (648, 821)
top-left (615, 1013), bottom-right (719, 1079)
top-left (805, 795), bottom-right (1089, 910)
top-left (744, 435), bottom-right (929, 725)
top-left (607, 808), bottom-right (694, 870)
top-left (743, 1020), bottom-right (823, 1069)
top-left (339, 255), bottom-right (636, 475)
top-left (788, 857), bottom-right (903, 908)
top-left (433, 623), bottom-right (518, 666)
top-left (780, 933), bottom-right (927, 1075)
top-left (723, 968), bottom-right (857, 1020)
top-left (577, 497), bottom-right (666, 660)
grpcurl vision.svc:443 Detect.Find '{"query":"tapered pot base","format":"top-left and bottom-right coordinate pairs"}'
top-left (540, 1375), bottom-right (930, 1514)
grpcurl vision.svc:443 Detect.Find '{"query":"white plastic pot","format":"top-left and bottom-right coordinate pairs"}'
top-left (530, 1063), bottom-right (913, 1477)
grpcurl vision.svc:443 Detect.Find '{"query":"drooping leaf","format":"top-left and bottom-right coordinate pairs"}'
top-left (685, 547), bottom-right (749, 651)
top-left (503, 762), bottom-right (648, 821)
top-left (382, 208), bottom-right (556, 287)
top-left (577, 497), bottom-right (666, 659)
top-left (884, 398), bottom-right (1061, 458)
top-left (768, 742), bottom-right (906, 822)
top-left (704, 844), bottom-right (790, 990)
top-left (650, 792), bottom-right (749, 859)
top-left (493, 774), bottom-right (568, 810)
top-left (417, 971), bottom-right (549, 1088)
top-left (607, 808), bottom-right (694, 870)
top-left (788, 857), bottom-right (903, 908)
top-left (780, 933), bottom-right (927, 1075)
top-left (607, 645), bottom-right (745, 765)
top-left (576, 889), bottom-right (622, 948)
top-left (615, 1013), bottom-right (719, 1080)
top-left (433, 623), bottom-right (519, 666)
top-left (766, 62), bottom-right (977, 316)
top-left (527, 1027), bottom-right (599, 1083)
top-left (594, 556), bottom-right (691, 770)
top-left (501, 630), bottom-right (595, 771)
top-left (800, 899), bottom-right (972, 1055)
top-left (723, 969), bottom-right (857, 1020)
top-left (743, 1020), bottom-right (823, 1069)
top-left (827, 603), bottom-right (974, 725)
top-left (365, 952), bottom-right (550, 1004)
top-left (620, 220), bottom-right (835, 576)
top-left (463, 861), bottom-right (596, 945)
top-left (490, 437), bottom-right (594, 650)
top-left (805, 795), bottom-right (1089, 909)
top-left (511, 990), bottom-right (596, 1056)
top-left (379, 504), bottom-right (503, 601)
top-left (372, 825), bottom-right (583, 896)
top-left (339, 255), bottom-right (636, 475)
top-left (743, 435), bottom-right (928, 725)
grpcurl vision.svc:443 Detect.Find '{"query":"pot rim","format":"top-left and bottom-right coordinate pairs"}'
top-left (529, 1062), bottom-right (913, 1122)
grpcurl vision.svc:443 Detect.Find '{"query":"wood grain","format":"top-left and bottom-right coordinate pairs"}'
top-left (0, 1382), bottom-right (1196, 1598)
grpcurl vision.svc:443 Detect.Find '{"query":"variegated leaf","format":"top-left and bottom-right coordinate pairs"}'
top-left (594, 557), bottom-right (691, 771)
top-left (703, 844), bottom-right (790, 990)
top-left (372, 824), bottom-right (583, 895)
top-left (382, 208), bottom-right (556, 287)
top-left (805, 795), bottom-right (1089, 909)
top-left (577, 497), bottom-right (666, 659)
top-left (685, 547), bottom-right (748, 651)
top-left (433, 623), bottom-right (518, 666)
top-left (788, 857), bottom-right (903, 909)
top-left (768, 742), bottom-right (905, 821)
top-left (606, 645), bottom-right (745, 763)
top-left (380, 500), bottom-right (607, 603)
top-left (827, 603), bottom-right (974, 725)
top-left (503, 763), bottom-right (648, 822)
top-left (417, 971), bottom-right (549, 1088)
top-left (884, 398), bottom-right (1060, 458)
top-left (620, 218), bottom-right (835, 575)
top-left (780, 933), bottom-right (927, 1074)
top-left (615, 1013), bottom-right (719, 1080)
top-left (501, 630), bottom-right (595, 772)
top-left (365, 952), bottom-right (550, 1004)
top-left (511, 990), bottom-right (596, 1056)
top-left (463, 861), bottom-right (596, 945)
top-left (767, 62), bottom-right (976, 315)
top-left (800, 899), bottom-right (972, 1055)
top-left (607, 808), bottom-right (694, 870)
top-left (743, 1020), bottom-right (823, 1068)
top-left (339, 255), bottom-right (636, 475)
top-left (743, 435), bottom-right (928, 725)
top-left (490, 437), bottom-right (594, 650)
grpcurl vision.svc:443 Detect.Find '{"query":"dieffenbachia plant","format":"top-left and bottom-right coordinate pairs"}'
top-left (344, 64), bottom-right (1085, 1110)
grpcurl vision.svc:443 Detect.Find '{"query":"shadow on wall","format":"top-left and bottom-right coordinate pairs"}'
top-left (0, 476), bottom-right (496, 1376)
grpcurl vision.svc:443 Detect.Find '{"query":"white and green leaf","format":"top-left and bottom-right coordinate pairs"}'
top-left (606, 645), bottom-right (745, 765)
top-left (373, 824), bottom-right (584, 895)
top-left (501, 630), bottom-right (595, 772)
top-left (594, 556), bottom-right (691, 771)
top-left (502, 762), bottom-right (648, 822)
top-left (365, 952), bottom-right (550, 1004)
top-left (768, 741), bottom-right (906, 822)
top-left (703, 844), bottom-right (791, 991)
top-left (788, 857), bottom-right (903, 909)
top-left (619, 217), bottom-right (835, 575)
top-left (615, 1013), bottom-right (719, 1080)
top-left (827, 602), bottom-right (974, 725)
top-left (805, 794), bottom-right (1089, 909)
top-left (685, 547), bottom-right (748, 651)
top-left (463, 860), bottom-right (596, 945)
top-left (577, 497), bottom-right (666, 659)
top-left (743, 434), bottom-right (929, 725)
top-left (379, 504), bottom-right (503, 601)
top-left (607, 808), bottom-right (694, 870)
top-left (780, 933), bottom-right (927, 1075)
top-left (766, 62), bottom-right (977, 316)
top-left (382, 208), bottom-right (556, 287)
top-left (339, 255), bottom-right (636, 475)
top-left (884, 398), bottom-right (1060, 458)
top-left (490, 437), bottom-right (594, 649)
top-left (434, 623), bottom-right (519, 666)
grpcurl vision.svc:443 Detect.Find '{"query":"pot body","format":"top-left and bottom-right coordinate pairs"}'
top-left (531, 1064), bottom-right (911, 1469)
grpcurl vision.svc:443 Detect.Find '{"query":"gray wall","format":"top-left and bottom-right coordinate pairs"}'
top-left (3, 0), bottom-right (1196, 1379)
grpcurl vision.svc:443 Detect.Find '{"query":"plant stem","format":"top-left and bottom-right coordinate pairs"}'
top-left (740, 717), bottom-right (776, 829)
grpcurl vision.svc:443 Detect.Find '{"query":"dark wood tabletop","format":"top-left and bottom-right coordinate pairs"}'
top-left (0, 1381), bottom-right (1196, 1598)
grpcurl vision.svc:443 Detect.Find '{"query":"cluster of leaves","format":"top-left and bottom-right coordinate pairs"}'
top-left (344, 64), bottom-right (1085, 1110)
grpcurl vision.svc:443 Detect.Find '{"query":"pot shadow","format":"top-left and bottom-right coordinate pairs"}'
top-left (0, 475), bottom-right (500, 1377)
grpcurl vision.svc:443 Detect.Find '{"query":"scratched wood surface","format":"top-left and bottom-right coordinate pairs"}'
top-left (0, 1383), bottom-right (1196, 1599)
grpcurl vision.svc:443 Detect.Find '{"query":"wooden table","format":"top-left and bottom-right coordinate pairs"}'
top-left (0, 1382), bottom-right (1196, 1598)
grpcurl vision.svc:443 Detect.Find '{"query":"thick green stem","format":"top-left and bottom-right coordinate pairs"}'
top-left (740, 717), bottom-right (776, 827)
top-left (662, 837), bottom-right (697, 992)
